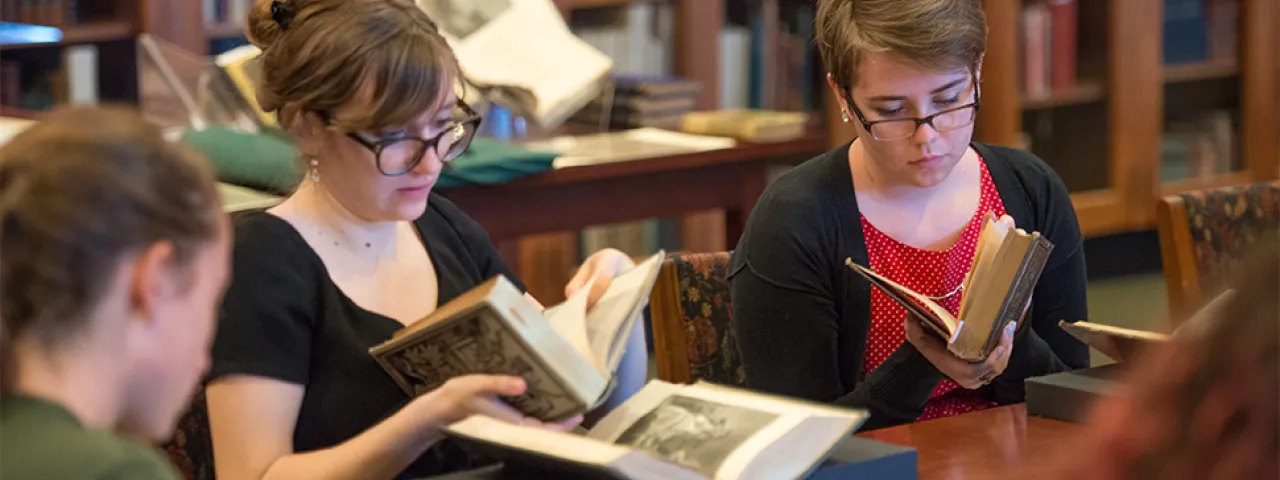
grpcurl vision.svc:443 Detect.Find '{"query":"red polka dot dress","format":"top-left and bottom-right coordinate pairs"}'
top-left (859, 156), bottom-right (1007, 421)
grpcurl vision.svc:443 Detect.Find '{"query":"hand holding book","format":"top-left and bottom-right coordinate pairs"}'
top-left (566, 248), bottom-right (637, 309)
top-left (907, 317), bottom-right (1017, 389)
top-left (846, 213), bottom-right (1053, 363)
top-left (419, 375), bottom-right (583, 437)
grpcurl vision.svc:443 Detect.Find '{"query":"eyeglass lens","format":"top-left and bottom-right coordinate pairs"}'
top-left (871, 106), bottom-right (977, 140)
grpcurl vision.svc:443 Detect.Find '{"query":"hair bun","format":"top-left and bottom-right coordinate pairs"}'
top-left (246, 0), bottom-right (287, 50)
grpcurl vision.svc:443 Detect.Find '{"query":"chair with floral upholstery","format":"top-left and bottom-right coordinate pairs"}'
top-left (647, 251), bottom-right (746, 387)
top-left (1157, 181), bottom-right (1280, 324)
top-left (160, 386), bottom-right (216, 479)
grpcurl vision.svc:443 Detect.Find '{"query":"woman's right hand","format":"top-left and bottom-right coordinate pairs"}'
top-left (418, 375), bottom-right (582, 432)
top-left (905, 316), bottom-right (1017, 389)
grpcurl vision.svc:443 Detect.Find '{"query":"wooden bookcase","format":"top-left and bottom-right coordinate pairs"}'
top-left (974, 0), bottom-right (1278, 237)
top-left (0, 0), bottom-right (204, 116)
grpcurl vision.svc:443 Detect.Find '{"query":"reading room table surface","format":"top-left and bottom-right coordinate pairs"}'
top-left (437, 130), bottom-right (827, 242)
top-left (856, 403), bottom-right (1082, 480)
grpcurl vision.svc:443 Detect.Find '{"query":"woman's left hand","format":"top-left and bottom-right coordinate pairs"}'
top-left (566, 248), bottom-right (636, 309)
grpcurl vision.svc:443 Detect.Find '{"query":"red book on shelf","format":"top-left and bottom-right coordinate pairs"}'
top-left (1047, 0), bottom-right (1077, 91)
top-left (1205, 0), bottom-right (1240, 61)
top-left (1022, 2), bottom-right (1051, 100)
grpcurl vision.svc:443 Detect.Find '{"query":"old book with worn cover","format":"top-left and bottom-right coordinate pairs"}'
top-left (443, 380), bottom-right (870, 480)
top-left (845, 215), bottom-right (1054, 362)
top-left (369, 252), bottom-right (664, 421)
top-left (1058, 287), bottom-right (1236, 363)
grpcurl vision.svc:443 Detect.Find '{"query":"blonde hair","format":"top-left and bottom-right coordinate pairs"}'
top-left (815, 0), bottom-right (987, 91)
top-left (246, 0), bottom-right (461, 132)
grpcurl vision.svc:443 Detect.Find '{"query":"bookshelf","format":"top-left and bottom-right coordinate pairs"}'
top-left (531, 0), bottom-right (1277, 301)
top-left (0, 1), bottom-right (204, 115)
top-left (974, 0), bottom-right (1277, 237)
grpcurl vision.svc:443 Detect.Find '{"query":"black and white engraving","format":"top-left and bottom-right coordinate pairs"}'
top-left (614, 395), bottom-right (778, 477)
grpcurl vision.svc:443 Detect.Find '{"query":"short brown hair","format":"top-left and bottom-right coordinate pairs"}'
top-left (0, 106), bottom-right (221, 391)
top-left (815, 0), bottom-right (987, 91)
top-left (246, 0), bottom-right (460, 132)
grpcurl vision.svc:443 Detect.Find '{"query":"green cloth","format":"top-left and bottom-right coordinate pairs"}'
top-left (180, 127), bottom-right (554, 191)
top-left (0, 395), bottom-right (181, 480)
top-left (436, 137), bottom-right (557, 188)
top-left (181, 126), bottom-right (303, 193)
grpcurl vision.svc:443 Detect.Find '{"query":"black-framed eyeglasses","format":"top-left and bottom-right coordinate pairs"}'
top-left (318, 100), bottom-right (482, 176)
top-left (845, 73), bottom-right (980, 141)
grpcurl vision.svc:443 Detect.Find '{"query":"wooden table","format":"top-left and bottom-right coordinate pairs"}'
top-left (856, 404), bottom-right (1082, 480)
top-left (437, 132), bottom-right (827, 300)
top-left (439, 132), bottom-right (826, 242)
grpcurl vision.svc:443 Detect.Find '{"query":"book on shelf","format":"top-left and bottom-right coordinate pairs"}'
top-left (369, 252), bottom-right (665, 422)
top-left (1060, 288), bottom-right (1236, 362)
top-left (846, 214), bottom-right (1054, 362)
top-left (679, 109), bottom-right (808, 143)
top-left (443, 379), bottom-right (870, 480)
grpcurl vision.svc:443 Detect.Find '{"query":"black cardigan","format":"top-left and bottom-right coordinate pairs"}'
top-left (728, 142), bottom-right (1090, 430)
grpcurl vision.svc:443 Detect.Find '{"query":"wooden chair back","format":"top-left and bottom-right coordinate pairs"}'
top-left (648, 252), bottom-right (746, 386)
top-left (1157, 181), bottom-right (1280, 324)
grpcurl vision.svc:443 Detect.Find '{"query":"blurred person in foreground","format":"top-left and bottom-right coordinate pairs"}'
top-left (0, 106), bottom-right (229, 479)
top-left (1059, 242), bottom-right (1278, 479)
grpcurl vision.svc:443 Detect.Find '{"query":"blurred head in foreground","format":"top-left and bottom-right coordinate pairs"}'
top-left (1065, 242), bottom-right (1278, 479)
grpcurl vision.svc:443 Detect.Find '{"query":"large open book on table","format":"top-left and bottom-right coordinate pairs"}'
top-left (443, 380), bottom-right (870, 480)
top-left (846, 214), bottom-right (1054, 362)
top-left (369, 252), bottom-right (664, 421)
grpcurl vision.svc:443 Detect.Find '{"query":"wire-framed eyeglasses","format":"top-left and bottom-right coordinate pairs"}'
top-left (318, 100), bottom-right (482, 176)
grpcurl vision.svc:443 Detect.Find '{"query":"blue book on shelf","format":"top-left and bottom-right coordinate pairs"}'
top-left (0, 22), bottom-right (62, 45)
top-left (1163, 0), bottom-right (1208, 64)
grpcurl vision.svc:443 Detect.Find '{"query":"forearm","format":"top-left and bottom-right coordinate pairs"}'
top-left (258, 401), bottom-right (448, 480)
top-left (834, 343), bottom-right (944, 429)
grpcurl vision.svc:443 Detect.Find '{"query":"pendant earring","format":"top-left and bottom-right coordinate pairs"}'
top-left (309, 158), bottom-right (320, 182)
top-left (841, 111), bottom-right (851, 123)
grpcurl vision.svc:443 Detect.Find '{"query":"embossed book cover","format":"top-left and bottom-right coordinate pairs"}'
top-left (370, 252), bottom-right (664, 421)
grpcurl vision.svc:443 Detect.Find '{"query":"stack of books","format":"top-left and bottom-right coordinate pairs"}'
top-left (570, 75), bottom-right (701, 131)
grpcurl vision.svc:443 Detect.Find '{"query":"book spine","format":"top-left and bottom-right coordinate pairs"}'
top-left (982, 237), bottom-right (1056, 356)
top-left (1047, 0), bottom-right (1077, 91)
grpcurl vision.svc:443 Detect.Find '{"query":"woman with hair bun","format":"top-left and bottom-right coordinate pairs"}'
top-left (204, 1), bottom-right (648, 479)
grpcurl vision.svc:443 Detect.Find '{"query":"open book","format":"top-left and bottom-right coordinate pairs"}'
top-left (369, 252), bottom-right (664, 421)
top-left (1060, 288), bottom-right (1236, 362)
top-left (846, 215), bottom-right (1054, 362)
top-left (417, 0), bottom-right (613, 129)
top-left (443, 380), bottom-right (869, 480)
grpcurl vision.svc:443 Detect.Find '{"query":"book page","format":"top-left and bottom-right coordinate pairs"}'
top-left (433, 0), bottom-right (613, 126)
top-left (544, 276), bottom-right (599, 372)
top-left (587, 253), bottom-right (663, 369)
top-left (446, 414), bottom-right (632, 465)
top-left (959, 214), bottom-right (1011, 320)
top-left (1059, 320), bottom-right (1169, 363)
top-left (587, 381), bottom-right (792, 479)
top-left (845, 259), bottom-right (957, 334)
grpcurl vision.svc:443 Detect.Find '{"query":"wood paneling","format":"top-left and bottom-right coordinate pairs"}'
top-left (1241, 0), bottom-right (1280, 181)
top-left (977, 0), bottom-right (1022, 147)
top-left (1109, 0), bottom-right (1163, 227)
top-left (672, 0), bottom-right (722, 111)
